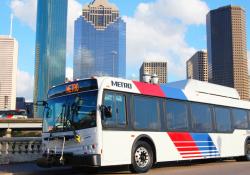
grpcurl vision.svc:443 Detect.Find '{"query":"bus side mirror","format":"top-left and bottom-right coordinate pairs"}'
top-left (100, 105), bottom-right (112, 118)
top-left (35, 101), bottom-right (48, 107)
top-left (45, 106), bottom-right (52, 119)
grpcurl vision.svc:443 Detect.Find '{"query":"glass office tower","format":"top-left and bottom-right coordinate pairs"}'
top-left (34, 0), bottom-right (68, 117)
top-left (73, 0), bottom-right (126, 79)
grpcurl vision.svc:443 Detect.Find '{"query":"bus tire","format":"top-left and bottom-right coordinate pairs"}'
top-left (237, 139), bottom-right (250, 161)
top-left (130, 141), bottom-right (153, 173)
top-left (245, 140), bottom-right (250, 161)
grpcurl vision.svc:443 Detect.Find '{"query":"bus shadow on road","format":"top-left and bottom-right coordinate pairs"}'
top-left (71, 165), bottom-right (132, 175)
top-left (153, 158), bottom-right (235, 169)
top-left (67, 159), bottom-right (235, 175)
top-left (3, 159), bottom-right (237, 175)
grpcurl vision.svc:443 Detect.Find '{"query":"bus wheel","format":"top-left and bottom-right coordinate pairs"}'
top-left (245, 140), bottom-right (250, 161)
top-left (130, 141), bottom-right (153, 173)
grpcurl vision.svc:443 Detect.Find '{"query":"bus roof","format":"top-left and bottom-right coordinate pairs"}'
top-left (165, 79), bottom-right (240, 100)
top-left (96, 77), bottom-right (250, 109)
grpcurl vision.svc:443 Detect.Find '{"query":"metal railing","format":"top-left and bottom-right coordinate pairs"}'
top-left (0, 137), bottom-right (42, 164)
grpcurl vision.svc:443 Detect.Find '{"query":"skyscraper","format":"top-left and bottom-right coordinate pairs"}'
top-left (0, 36), bottom-right (18, 110)
top-left (73, 0), bottom-right (126, 79)
top-left (140, 61), bottom-right (168, 84)
top-left (34, 0), bottom-right (68, 117)
top-left (207, 6), bottom-right (249, 100)
top-left (186, 51), bottom-right (208, 82)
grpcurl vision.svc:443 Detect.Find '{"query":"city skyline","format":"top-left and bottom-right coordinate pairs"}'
top-left (0, 0), bottom-right (250, 101)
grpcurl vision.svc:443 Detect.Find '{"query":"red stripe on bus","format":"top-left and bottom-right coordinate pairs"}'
top-left (168, 132), bottom-right (194, 142)
top-left (180, 152), bottom-right (201, 155)
top-left (133, 81), bottom-right (166, 97)
top-left (168, 132), bottom-right (202, 157)
top-left (174, 142), bottom-right (198, 147)
top-left (177, 147), bottom-right (200, 152)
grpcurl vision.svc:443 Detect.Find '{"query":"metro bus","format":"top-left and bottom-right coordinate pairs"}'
top-left (37, 76), bottom-right (250, 173)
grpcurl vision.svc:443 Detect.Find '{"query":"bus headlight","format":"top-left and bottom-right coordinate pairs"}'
top-left (83, 144), bottom-right (97, 154)
top-left (42, 143), bottom-right (47, 153)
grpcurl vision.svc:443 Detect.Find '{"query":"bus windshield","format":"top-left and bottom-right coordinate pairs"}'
top-left (43, 90), bottom-right (97, 132)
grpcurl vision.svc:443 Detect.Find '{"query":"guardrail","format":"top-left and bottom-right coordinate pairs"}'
top-left (0, 118), bottom-right (42, 129)
top-left (0, 137), bottom-right (42, 164)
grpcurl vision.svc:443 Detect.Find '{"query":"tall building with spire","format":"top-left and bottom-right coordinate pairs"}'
top-left (73, 0), bottom-right (126, 79)
top-left (34, 0), bottom-right (68, 117)
top-left (207, 6), bottom-right (249, 100)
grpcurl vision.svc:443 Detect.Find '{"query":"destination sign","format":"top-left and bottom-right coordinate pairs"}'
top-left (66, 83), bottom-right (79, 93)
top-left (48, 79), bottom-right (98, 98)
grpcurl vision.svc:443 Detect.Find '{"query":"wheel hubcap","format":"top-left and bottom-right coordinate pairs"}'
top-left (135, 146), bottom-right (150, 168)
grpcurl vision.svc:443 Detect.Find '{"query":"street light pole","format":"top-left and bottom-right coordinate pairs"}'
top-left (111, 51), bottom-right (117, 77)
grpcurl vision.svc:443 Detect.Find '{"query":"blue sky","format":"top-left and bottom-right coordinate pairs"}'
top-left (0, 0), bottom-right (249, 101)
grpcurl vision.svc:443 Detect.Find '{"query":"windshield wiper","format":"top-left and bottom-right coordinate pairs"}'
top-left (63, 103), bottom-right (81, 143)
top-left (53, 104), bottom-right (66, 132)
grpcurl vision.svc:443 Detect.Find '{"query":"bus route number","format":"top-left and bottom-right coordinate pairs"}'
top-left (66, 83), bottom-right (79, 93)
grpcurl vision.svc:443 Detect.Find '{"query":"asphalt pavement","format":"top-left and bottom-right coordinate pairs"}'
top-left (0, 160), bottom-right (250, 175)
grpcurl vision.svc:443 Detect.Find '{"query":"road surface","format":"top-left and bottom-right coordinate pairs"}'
top-left (0, 160), bottom-right (250, 175)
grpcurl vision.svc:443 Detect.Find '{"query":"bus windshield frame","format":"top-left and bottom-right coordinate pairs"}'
top-left (42, 79), bottom-right (98, 133)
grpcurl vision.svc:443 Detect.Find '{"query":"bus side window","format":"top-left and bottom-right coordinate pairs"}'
top-left (214, 106), bottom-right (232, 132)
top-left (133, 96), bottom-right (160, 130)
top-left (166, 100), bottom-right (189, 131)
top-left (190, 103), bottom-right (213, 133)
top-left (232, 108), bottom-right (248, 129)
top-left (102, 92), bottom-right (127, 128)
top-left (103, 92), bottom-right (116, 126)
top-left (115, 94), bottom-right (127, 126)
top-left (248, 111), bottom-right (250, 129)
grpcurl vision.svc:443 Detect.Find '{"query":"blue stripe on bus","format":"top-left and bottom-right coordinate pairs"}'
top-left (196, 146), bottom-right (217, 151)
top-left (202, 150), bottom-right (219, 153)
top-left (160, 86), bottom-right (187, 100)
top-left (191, 133), bottom-right (213, 142)
top-left (203, 154), bottom-right (220, 157)
top-left (195, 142), bottom-right (215, 147)
top-left (190, 133), bottom-right (220, 156)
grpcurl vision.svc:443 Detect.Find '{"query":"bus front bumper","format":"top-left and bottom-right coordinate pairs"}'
top-left (37, 153), bottom-right (101, 168)
top-left (67, 154), bottom-right (101, 167)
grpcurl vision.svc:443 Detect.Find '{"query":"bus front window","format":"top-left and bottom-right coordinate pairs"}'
top-left (43, 91), bottom-right (98, 132)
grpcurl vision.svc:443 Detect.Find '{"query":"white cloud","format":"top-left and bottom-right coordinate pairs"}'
top-left (150, 0), bottom-right (209, 25)
top-left (10, 0), bottom-right (82, 56)
top-left (16, 69), bottom-right (34, 102)
top-left (10, 0), bottom-right (37, 30)
top-left (66, 67), bottom-right (73, 81)
top-left (125, 0), bottom-right (209, 81)
top-left (67, 0), bottom-right (82, 56)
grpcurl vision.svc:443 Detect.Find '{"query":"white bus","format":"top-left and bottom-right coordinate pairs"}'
top-left (37, 76), bottom-right (250, 173)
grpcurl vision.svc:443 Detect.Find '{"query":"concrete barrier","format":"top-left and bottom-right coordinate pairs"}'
top-left (0, 137), bottom-right (42, 164)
